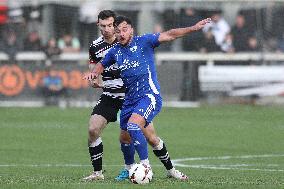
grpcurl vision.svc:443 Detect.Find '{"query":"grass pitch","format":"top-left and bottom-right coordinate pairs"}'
top-left (0, 105), bottom-right (283, 189)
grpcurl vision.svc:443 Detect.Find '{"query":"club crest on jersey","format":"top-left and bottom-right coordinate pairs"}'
top-left (130, 46), bottom-right (137, 52)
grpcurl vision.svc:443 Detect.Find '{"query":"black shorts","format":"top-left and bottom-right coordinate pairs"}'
top-left (91, 94), bottom-right (124, 123)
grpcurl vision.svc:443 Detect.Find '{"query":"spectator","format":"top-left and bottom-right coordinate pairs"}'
top-left (2, 30), bottom-right (21, 60)
top-left (231, 14), bottom-right (250, 52)
top-left (203, 11), bottom-right (230, 48)
top-left (58, 33), bottom-right (80, 53)
top-left (25, 4), bottom-right (42, 33)
top-left (78, 1), bottom-right (98, 50)
top-left (41, 68), bottom-right (67, 105)
top-left (7, 1), bottom-right (25, 44)
top-left (44, 37), bottom-right (61, 59)
top-left (200, 28), bottom-right (221, 53)
top-left (179, 8), bottom-right (203, 51)
top-left (247, 36), bottom-right (261, 52)
top-left (277, 32), bottom-right (284, 53)
top-left (246, 36), bottom-right (261, 65)
top-left (221, 33), bottom-right (234, 53)
top-left (23, 31), bottom-right (42, 51)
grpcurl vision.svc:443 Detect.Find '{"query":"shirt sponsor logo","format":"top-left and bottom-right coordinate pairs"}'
top-left (119, 59), bottom-right (140, 71)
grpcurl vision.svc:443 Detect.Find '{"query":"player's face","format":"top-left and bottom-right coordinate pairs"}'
top-left (114, 21), bottom-right (133, 46)
top-left (98, 17), bottom-right (115, 39)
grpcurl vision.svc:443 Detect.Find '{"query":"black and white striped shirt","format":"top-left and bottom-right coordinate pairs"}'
top-left (89, 36), bottom-right (125, 99)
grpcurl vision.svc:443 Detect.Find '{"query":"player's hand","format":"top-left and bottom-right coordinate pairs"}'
top-left (83, 72), bottom-right (98, 81)
top-left (193, 18), bottom-right (211, 31)
top-left (90, 79), bottom-right (103, 88)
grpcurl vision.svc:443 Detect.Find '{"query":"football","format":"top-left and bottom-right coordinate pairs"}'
top-left (129, 163), bottom-right (153, 184)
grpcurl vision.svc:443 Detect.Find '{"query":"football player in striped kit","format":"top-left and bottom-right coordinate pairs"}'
top-left (83, 10), bottom-right (133, 181)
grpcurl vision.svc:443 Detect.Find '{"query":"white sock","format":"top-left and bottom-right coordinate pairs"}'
top-left (125, 163), bottom-right (134, 171)
top-left (140, 159), bottom-right (150, 166)
top-left (89, 137), bottom-right (102, 147)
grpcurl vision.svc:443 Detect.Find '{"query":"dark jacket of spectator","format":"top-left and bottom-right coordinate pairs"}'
top-left (231, 14), bottom-right (250, 52)
top-left (179, 8), bottom-right (203, 51)
top-left (2, 31), bottom-right (22, 59)
top-left (200, 29), bottom-right (221, 53)
top-left (23, 31), bottom-right (42, 51)
top-left (277, 32), bottom-right (284, 52)
top-left (44, 38), bottom-right (61, 58)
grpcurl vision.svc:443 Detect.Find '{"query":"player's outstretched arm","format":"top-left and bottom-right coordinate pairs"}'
top-left (158, 18), bottom-right (211, 43)
top-left (83, 63), bottom-right (104, 81)
top-left (88, 64), bottom-right (103, 88)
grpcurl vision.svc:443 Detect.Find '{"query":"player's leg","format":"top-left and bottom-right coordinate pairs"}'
top-left (83, 95), bottom-right (115, 181)
top-left (133, 94), bottom-right (188, 180)
top-left (142, 123), bottom-right (188, 180)
top-left (83, 114), bottom-right (107, 181)
top-left (110, 100), bottom-right (136, 181)
top-left (115, 129), bottom-right (135, 181)
top-left (121, 103), bottom-right (149, 166)
top-left (127, 114), bottom-right (150, 165)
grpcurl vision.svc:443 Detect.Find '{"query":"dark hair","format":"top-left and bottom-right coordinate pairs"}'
top-left (97, 10), bottom-right (116, 21)
top-left (114, 15), bottom-right (133, 27)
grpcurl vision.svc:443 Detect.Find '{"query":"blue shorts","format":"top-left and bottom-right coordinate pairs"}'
top-left (120, 94), bottom-right (162, 131)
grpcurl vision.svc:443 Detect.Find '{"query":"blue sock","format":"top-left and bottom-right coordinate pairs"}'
top-left (127, 122), bottom-right (148, 160)
top-left (120, 142), bottom-right (135, 166)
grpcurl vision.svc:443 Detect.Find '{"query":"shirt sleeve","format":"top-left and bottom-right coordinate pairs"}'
top-left (101, 49), bottom-right (115, 68)
top-left (89, 45), bottom-right (100, 64)
top-left (142, 33), bottom-right (160, 48)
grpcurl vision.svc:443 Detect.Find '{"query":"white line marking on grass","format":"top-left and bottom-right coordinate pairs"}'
top-left (182, 165), bottom-right (284, 172)
top-left (172, 154), bottom-right (284, 162)
top-left (0, 164), bottom-right (163, 167)
top-left (1, 154), bottom-right (283, 172)
top-left (172, 154), bottom-right (284, 172)
top-left (0, 163), bottom-right (283, 172)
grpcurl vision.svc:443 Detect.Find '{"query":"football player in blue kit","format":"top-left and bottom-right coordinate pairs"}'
top-left (84, 15), bottom-right (211, 180)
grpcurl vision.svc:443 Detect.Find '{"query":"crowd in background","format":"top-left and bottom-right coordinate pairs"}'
top-left (160, 8), bottom-right (284, 53)
top-left (0, 3), bottom-right (284, 61)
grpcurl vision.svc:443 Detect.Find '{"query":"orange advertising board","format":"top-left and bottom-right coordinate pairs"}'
top-left (0, 64), bottom-right (89, 96)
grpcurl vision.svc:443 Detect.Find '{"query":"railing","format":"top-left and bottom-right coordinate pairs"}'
top-left (155, 52), bottom-right (284, 65)
top-left (1, 52), bottom-right (284, 65)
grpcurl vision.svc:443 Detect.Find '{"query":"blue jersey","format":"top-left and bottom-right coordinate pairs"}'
top-left (101, 33), bottom-right (161, 101)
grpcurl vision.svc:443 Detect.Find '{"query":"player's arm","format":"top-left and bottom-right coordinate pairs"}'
top-left (158, 18), bottom-right (211, 43)
top-left (83, 63), bottom-right (104, 81)
top-left (89, 64), bottom-right (103, 88)
top-left (84, 49), bottom-right (115, 81)
top-left (87, 44), bottom-right (105, 86)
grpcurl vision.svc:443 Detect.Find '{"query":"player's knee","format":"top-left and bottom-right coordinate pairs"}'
top-left (88, 116), bottom-right (106, 137)
top-left (88, 125), bottom-right (101, 138)
top-left (127, 122), bottom-right (144, 142)
top-left (119, 131), bottom-right (131, 143)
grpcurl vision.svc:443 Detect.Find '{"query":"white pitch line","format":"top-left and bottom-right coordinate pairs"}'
top-left (174, 164), bottom-right (284, 172)
top-left (0, 163), bottom-right (283, 172)
top-left (171, 154), bottom-right (284, 172)
top-left (172, 154), bottom-right (284, 162)
top-left (0, 154), bottom-right (283, 172)
top-left (0, 164), bottom-right (162, 168)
